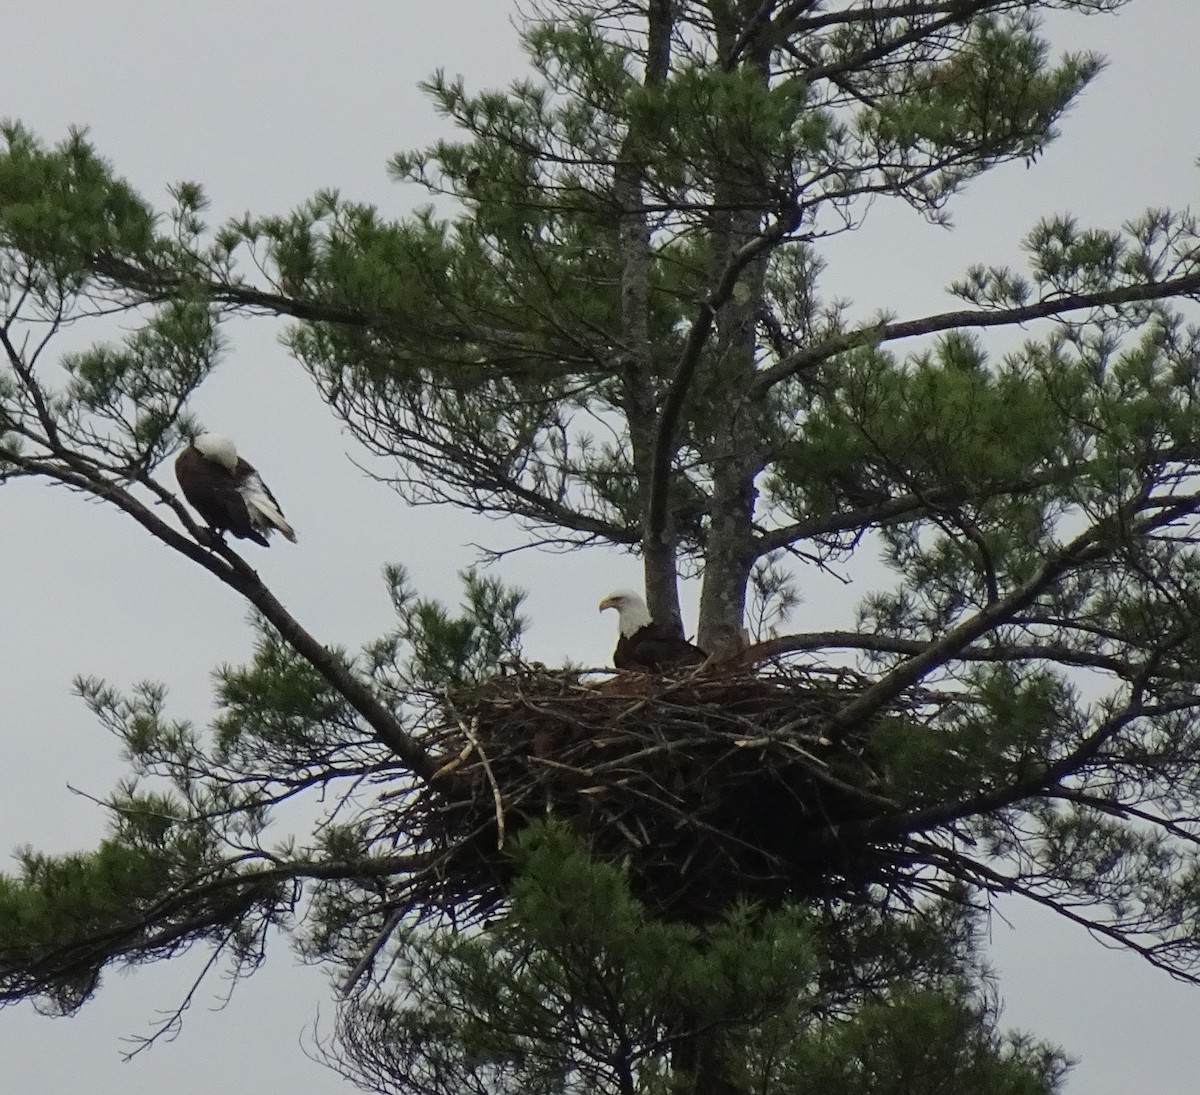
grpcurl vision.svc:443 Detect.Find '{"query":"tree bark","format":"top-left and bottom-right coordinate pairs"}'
top-left (615, 0), bottom-right (688, 633)
top-left (696, 3), bottom-right (773, 654)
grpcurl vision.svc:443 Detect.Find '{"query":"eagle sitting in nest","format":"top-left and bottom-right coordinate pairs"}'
top-left (599, 589), bottom-right (706, 672)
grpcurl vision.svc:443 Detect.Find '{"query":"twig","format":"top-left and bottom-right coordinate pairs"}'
top-left (458, 715), bottom-right (505, 850)
top-left (340, 908), bottom-right (404, 998)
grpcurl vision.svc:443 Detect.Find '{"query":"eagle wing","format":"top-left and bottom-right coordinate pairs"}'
top-left (615, 623), bottom-right (706, 672)
top-left (235, 460), bottom-right (296, 543)
top-left (199, 483), bottom-right (271, 546)
top-left (175, 448), bottom-right (270, 546)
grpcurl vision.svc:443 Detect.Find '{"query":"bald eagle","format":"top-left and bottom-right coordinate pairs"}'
top-left (174, 433), bottom-right (296, 547)
top-left (599, 590), bottom-right (706, 672)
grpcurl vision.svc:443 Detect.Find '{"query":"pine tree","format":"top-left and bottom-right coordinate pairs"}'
top-left (2, 2), bottom-right (1198, 1092)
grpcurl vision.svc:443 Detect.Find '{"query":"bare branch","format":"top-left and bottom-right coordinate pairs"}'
top-left (744, 630), bottom-right (1157, 680)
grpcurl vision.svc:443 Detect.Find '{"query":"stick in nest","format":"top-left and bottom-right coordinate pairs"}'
top-left (458, 714), bottom-right (506, 850)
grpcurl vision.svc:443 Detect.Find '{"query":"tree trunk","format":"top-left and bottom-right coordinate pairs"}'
top-left (697, 8), bottom-right (772, 654)
top-left (671, 1013), bottom-right (745, 1095)
top-left (616, 0), bottom-right (688, 635)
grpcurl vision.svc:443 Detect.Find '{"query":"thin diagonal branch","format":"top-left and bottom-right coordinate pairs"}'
top-left (806, 510), bottom-right (1122, 743)
top-left (5, 449), bottom-right (441, 787)
top-left (744, 630), bottom-right (1159, 680)
top-left (751, 270), bottom-right (1200, 396)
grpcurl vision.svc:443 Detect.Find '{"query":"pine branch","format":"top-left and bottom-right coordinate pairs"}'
top-left (89, 251), bottom-right (555, 366)
top-left (803, 504), bottom-right (1127, 743)
top-left (791, 0), bottom-right (1003, 85)
top-left (752, 478), bottom-right (1049, 552)
top-left (745, 630), bottom-right (1164, 680)
top-left (751, 270), bottom-right (1200, 396)
top-left (2, 446), bottom-right (442, 787)
top-left (0, 850), bottom-right (429, 1005)
top-left (903, 838), bottom-right (1200, 984)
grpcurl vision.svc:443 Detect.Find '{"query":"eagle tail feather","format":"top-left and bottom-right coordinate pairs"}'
top-left (241, 476), bottom-right (297, 543)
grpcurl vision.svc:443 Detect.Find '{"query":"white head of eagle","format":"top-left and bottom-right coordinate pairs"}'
top-left (175, 432), bottom-right (297, 547)
top-left (599, 589), bottom-right (706, 672)
top-left (192, 431), bottom-right (239, 473)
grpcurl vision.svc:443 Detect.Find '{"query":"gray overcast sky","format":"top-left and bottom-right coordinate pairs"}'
top-left (2, 2), bottom-right (1199, 1092)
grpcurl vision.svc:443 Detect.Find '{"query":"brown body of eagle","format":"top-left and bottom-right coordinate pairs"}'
top-left (175, 433), bottom-right (296, 548)
top-left (599, 590), bottom-right (706, 672)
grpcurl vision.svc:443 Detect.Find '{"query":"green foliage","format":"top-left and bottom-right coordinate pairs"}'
top-left (0, 841), bottom-right (176, 1009)
top-left (214, 616), bottom-right (357, 759)
top-left (0, 571), bottom-right (530, 1012)
top-left (772, 331), bottom-right (1078, 517)
top-left (0, 125), bottom-right (229, 478)
top-left (0, 122), bottom-right (155, 280)
top-left (0, 819), bottom-right (283, 1015)
top-left (875, 665), bottom-right (1074, 803)
top-left (59, 297), bottom-right (220, 468)
top-left (332, 824), bottom-right (1067, 1095)
top-left (785, 988), bottom-right (1069, 1095)
top-left (366, 565), bottom-right (527, 690)
top-left (6, 1), bottom-right (1200, 1090)
top-left (866, 14), bottom-right (1101, 171)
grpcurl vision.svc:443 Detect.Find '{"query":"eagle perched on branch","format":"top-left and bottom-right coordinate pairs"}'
top-left (599, 589), bottom-right (706, 672)
top-left (174, 432), bottom-right (296, 547)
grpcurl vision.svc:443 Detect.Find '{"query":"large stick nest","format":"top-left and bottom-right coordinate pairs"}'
top-left (396, 664), bottom-right (944, 925)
